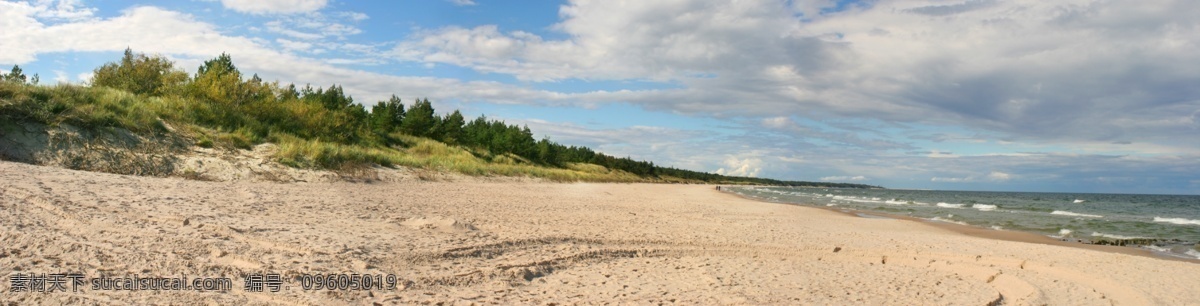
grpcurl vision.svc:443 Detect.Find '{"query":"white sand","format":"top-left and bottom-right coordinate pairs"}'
top-left (2, 161), bottom-right (1198, 305)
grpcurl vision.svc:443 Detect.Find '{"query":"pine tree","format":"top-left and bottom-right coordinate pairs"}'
top-left (369, 95), bottom-right (405, 135)
top-left (190, 53), bottom-right (246, 104)
top-left (439, 110), bottom-right (466, 145)
top-left (1, 65), bottom-right (26, 84)
top-left (401, 98), bottom-right (436, 137)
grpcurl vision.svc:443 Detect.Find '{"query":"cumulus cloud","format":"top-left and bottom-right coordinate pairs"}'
top-left (715, 156), bottom-right (763, 177)
top-left (220, 0), bottom-right (327, 14)
top-left (0, 4), bottom-right (629, 105)
top-left (389, 0), bottom-right (1200, 156)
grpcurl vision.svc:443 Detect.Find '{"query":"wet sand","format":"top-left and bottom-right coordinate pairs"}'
top-left (2, 161), bottom-right (1199, 305)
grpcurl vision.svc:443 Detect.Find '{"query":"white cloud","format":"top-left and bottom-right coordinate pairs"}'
top-left (337, 11), bottom-right (369, 21)
top-left (75, 71), bottom-right (92, 84)
top-left (987, 171), bottom-right (1012, 182)
top-left (52, 70), bottom-right (67, 83)
top-left (447, 0), bottom-right (476, 7)
top-left (927, 150), bottom-right (956, 158)
top-left (389, 0), bottom-right (1200, 156)
top-left (0, 5), bottom-right (617, 105)
top-left (263, 12), bottom-right (363, 42)
top-left (931, 171), bottom-right (1014, 183)
top-left (930, 177), bottom-right (964, 183)
top-left (789, 0), bottom-right (837, 19)
top-left (220, 0), bottom-right (327, 14)
top-left (275, 38), bottom-right (312, 53)
top-left (821, 175), bottom-right (867, 181)
top-left (714, 156), bottom-right (762, 177)
top-left (25, 0), bottom-right (96, 21)
top-left (762, 116), bottom-right (792, 129)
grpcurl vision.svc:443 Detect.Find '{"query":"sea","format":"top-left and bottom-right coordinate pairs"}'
top-left (725, 186), bottom-right (1200, 260)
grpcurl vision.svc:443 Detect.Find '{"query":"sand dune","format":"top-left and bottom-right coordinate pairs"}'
top-left (1, 161), bottom-right (1197, 305)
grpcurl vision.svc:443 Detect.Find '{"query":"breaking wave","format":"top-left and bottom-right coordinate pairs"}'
top-left (1153, 217), bottom-right (1200, 226)
top-left (1051, 210), bottom-right (1104, 218)
top-left (972, 204), bottom-right (997, 211)
top-left (936, 202), bottom-right (965, 208)
top-left (1091, 232), bottom-right (1150, 240)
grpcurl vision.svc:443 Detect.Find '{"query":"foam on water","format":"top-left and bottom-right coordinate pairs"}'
top-left (1091, 232), bottom-right (1150, 240)
top-left (930, 217), bottom-right (969, 226)
top-left (1144, 245), bottom-right (1171, 252)
top-left (1050, 228), bottom-right (1073, 239)
top-left (1153, 217), bottom-right (1200, 226)
top-left (936, 202), bottom-right (965, 208)
top-left (1051, 210), bottom-right (1104, 218)
top-left (972, 204), bottom-right (997, 211)
top-left (1143, 245), bottom-right (1200, 260)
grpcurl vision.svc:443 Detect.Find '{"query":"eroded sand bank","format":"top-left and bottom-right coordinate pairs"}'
top-left (2, 161), bottom-right (1198, 305)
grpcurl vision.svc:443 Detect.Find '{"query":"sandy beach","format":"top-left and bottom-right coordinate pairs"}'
top-left (2, 161), bottom-right (1199, 305)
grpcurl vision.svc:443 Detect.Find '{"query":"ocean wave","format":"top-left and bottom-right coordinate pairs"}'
top-left (1153, 217), bottom-right (1200, 226)
top-left (1049, 228), bottom-right (1073, 239)
top-left (1143, 245), bottom-right (1171, 253)
top-left (1090, 232), bottom-right (1150, 240)
top-left (936, 202), bottom-right (965, 208)
top-left (972, 204), bottom-right (997, 211)
top-left (1051, 210), bottom-right (1104, 218)
top-left (1143, 246), bottom-right (1200, 260)
top-left (930, 217), bottom-right (968, 226)
top-left (884, 199), bottom-right (909, 205)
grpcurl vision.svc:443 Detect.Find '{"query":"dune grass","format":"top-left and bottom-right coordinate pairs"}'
top-left (273, 133), bottom-right (643, 182)
top-left (1, 82), bottom-right (652, 182)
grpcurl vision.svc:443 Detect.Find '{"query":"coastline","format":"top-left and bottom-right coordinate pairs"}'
top-left (3, 161), bottom-right (1200, 304)
top-left (717, 187), bottom-right (1200, 264)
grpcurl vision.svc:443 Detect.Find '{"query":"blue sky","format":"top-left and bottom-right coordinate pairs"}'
top-left (3, 0), bottom-right (1199, 194)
